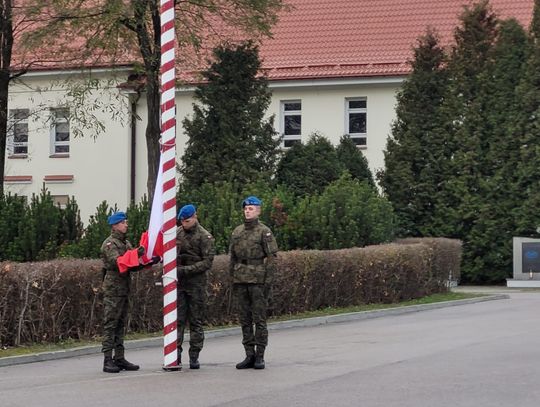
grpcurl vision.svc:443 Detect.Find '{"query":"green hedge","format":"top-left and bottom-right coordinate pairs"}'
top-left (0, 238), bottom-right (460, 347)
top-left (179, 174), bottom-right (395, 253)
top-left (1, 176), bottom-right (394, 262)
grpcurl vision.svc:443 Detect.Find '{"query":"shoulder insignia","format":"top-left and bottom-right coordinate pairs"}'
top-left (106, 242), bottom-right (112, 247)
top-left (266, 232), bottom-right (272, 236)
top-left (208, 235), bottom-right (213, 239)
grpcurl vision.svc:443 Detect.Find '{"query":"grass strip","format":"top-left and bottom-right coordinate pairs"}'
top-left (0, 291), bottom-right (483, 358)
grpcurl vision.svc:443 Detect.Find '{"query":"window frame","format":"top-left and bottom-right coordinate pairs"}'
top-left (51, 195), bottom-right (70, 209)
top-left (345, 98), bottom-right (367, 147)
top-left (7, 109), bottom-right (30, 157)
top-left (280, 100), bottom-right (302, 148)
top-left (50, 108), bottom-right (70, 157)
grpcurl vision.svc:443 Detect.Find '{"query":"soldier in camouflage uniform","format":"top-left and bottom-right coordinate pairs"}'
top-left (229, 196), bottom-right (278, 370)
top-left (176, 204), bottom-right (215, 369)
top-left (101, 211), bottom-right (152, 373)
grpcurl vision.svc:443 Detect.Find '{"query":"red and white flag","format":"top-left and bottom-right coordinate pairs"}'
top-left (139, 154), bottom-right (164, 263)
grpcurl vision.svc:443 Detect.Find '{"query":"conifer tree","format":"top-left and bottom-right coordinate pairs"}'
top-left (181, 42), bottom-right (281, 188)
top-left (275, 133), bottom-right (341, 196)
top-left (513, 0), bottom-right (540, 238)
top-left (433, 0), bottom-right (500, 241)
top-left (463, 18), bottom-right (529, 283)
top-left (336, 135), bottom-right (374, 187)
top-left (378, 29), bottom-right (449, 236)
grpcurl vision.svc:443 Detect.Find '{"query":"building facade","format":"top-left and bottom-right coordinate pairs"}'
top-left (3, 0), bottom-right (533, 223)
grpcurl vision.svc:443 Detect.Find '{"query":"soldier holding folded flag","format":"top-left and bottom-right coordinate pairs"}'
top-left (100, 211), bottom-right (159, 373)
top-left (176, 204), bottom-right (215, 369)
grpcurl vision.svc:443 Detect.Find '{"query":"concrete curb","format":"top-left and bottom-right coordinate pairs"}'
top-left (0, 294), bottom-right (508, 368)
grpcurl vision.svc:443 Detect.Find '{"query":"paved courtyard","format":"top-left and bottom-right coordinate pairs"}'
top-left (1, 289), bottom-right (539, 407)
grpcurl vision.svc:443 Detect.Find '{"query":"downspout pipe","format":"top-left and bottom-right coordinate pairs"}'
top-left (130, 92), bottom-right (141, 203)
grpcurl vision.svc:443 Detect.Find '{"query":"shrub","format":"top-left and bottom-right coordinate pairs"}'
top-left (284, 173), bottom-right (395, 249)
top-left (0, 238), bottom-right (460, 346)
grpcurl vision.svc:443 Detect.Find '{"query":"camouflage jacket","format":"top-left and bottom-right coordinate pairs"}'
top-left (101, 230), bottom-right (133, 296)
top-left (176, 222), bottom-right (215, 287)
top-left (229, 219), bottom-right (278, 284)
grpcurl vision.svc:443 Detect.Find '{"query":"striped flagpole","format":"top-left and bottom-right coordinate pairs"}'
top-left (160, 0), bottom-right (179, 371)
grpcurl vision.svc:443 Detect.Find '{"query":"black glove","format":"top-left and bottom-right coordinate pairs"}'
top-left (264, 284), bottom-right (273, 306)
top-left (137, 246), bottom-right (145, 257)
top-left (150, 255), bottom-right (161, 265)
top-left (128, 264), bottom-right (145, 272)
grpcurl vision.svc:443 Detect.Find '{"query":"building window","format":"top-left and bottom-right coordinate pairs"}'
top-left (345, 98), bottom-right (367, 146)
top-left (281, 100), bottom-right (301, 148)
top-left (50, 108), bottom-right (70, 156)
top-left (8, 109), bottom-right (29, 156)
top-left (52, 195), bottom-right (69, 209)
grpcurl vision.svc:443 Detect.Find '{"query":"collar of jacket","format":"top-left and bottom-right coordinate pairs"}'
top-left (183, 221), bottom-right (199, 234)
top-left (111, 230), bottom-right (127, 242)
top-left (244, 218), bottom-right (259, 230)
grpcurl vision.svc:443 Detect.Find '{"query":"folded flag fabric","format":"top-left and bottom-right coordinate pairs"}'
top-left (139, 230), bottom-right (164, 264)
top-left (116, 248), bottom-right (141, 274)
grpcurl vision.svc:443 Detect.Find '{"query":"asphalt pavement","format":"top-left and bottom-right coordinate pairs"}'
top-left (1, 288), bottom-right (539, 407)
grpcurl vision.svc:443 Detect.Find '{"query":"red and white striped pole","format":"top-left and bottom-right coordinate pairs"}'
top-left (160, 0), bottom-right (179, 370)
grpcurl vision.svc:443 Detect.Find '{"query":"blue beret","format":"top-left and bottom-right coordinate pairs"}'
top-left (242, 196), bottom-right (262, 207)
top-left (178, 204), bottom-right (196, 220)
top-left (108, 211), bottom-right (127, 225)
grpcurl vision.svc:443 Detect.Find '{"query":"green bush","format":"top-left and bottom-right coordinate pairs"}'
top-left (283, 173), bottom-right (395, 250)
top-left (276, 133), bottom-right (343, 196)
top-left (59, 201), bottom-right (112, 259)
top-left (59, 199), bottom-right (151, 259)
top-left (0, 194), bottom-right (27, 261)
top-left (0, 238), bottom-right (461, 346)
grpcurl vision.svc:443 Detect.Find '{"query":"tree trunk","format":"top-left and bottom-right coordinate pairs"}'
top-left (0, 70), bottom-right (8, 197)
top-left (145, 70), bottom-right (161, 203)
top-left (0, 0), bottom-right (14, 197)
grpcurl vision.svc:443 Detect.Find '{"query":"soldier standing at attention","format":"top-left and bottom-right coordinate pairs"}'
top-left (176, 204), bottom-right (215, 369)
top-left (101, 211), bottom-right (143, 373)
top-left (229, 196), bottom-right (278, 370)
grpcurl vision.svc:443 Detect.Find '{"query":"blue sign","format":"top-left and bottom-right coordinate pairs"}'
top-left (525, 250), bottom-right (539, 259)
top-left (523, 242), bottom-right (540, 273)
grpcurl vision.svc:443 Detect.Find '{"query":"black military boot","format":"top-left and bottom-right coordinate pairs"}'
top-left (114, 357), bottom-right (140, 371)
top-left (103, 356), bottom-right (120, 373)
top-left (254, 354), bottom-right (265, 370)
top-left (235, 354), bottom-right (255, 369)
top-left (189, 356), bottom-right (200, 369)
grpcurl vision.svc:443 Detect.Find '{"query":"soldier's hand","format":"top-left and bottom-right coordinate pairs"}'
top-left (178, 266), bottom-right (186, 278)
top-left (264, 284), bottom-right (273, 304)
top-left (150, 255), bottom-right (161, 265)
top-left (137, 246), bottom-right (146, 257)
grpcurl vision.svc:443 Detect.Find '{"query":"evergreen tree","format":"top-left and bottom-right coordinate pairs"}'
top-left (336, 135), bottom-right (374, 187)
top-left (464, 18), bottom-right (529, 283)
top-left (0, 194), bottom-right (26, 260)
top-left (435, 3), bottom-right (531, 283)
top-left (275, 133), bottom-right (342, 196)
top-left (433, 0), bottom-right (500, 241)
top-left (378, 29), bottom-right (449, 236)
top-left (285, 173), bottom-right (395, 250)
top-left (513, 0), bottom-right (540, 238)
top-left (181, 42), bottom-right (281, 188)
top-left (59, 196), bottom-right (84, 244)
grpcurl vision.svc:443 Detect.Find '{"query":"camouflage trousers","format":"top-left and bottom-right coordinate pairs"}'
top-left (177, 285), bottom-right (207, 359)
top-left (233, 283), bottom-right (268, 356)
top-left (101, 295), bottom-right (129, 358)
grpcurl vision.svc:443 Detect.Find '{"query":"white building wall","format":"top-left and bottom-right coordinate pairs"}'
top-left (5, 73), bottom-right (402, 224)
top-left (266, 80), bottom-right (400, 174)
top-left (4, 71), bottom-right (132, 223)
